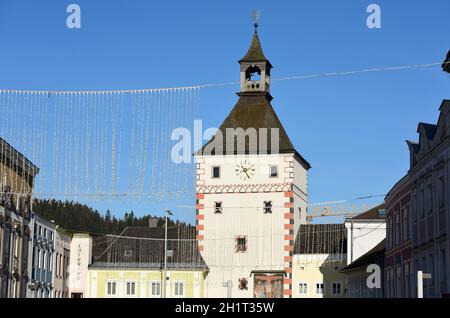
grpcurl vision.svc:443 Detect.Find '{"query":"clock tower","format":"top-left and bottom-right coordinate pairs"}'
top-left (195, 26), bottom-right (310, 298)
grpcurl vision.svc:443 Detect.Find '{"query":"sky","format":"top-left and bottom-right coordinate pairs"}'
top-left (0, 0), bottom-right (449, 225)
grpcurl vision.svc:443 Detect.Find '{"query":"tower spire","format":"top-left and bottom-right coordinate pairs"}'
top-left (238, 15), bottom-right (272, 95)
top-left (252, 10), bottom-right (260, 32)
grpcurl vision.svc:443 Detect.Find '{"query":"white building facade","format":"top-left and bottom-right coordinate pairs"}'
top-left (195, 28), bottom-right (310, 298)
top-left (53, 228), bottom-right (71, 298)
top-left (69, 233), bottom-right (92, 298)
top-left (344, 204), bottom-right (386, 265)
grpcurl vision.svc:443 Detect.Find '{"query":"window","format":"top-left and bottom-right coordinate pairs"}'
top-left (332, 282), bottom-right (341, 295)
top-left (298, 283), bottom-right (307, 295)
top-left (235, 236), bottom-right (247, 252)
top-left (55, 253), bottom-right (59, 277)
top-left (395, 214), bottom-right (400, 246)
top-left (107, 281), bottom-right (117, 296)
top-left (126, 281), bottom-right (136, 296)
top-left (427, 184), bottom-right (433, 215)
top-left (42, 251), bottom-right (46, 270)
top-left (38, 226), bottom-right (42, 236)
top-left (174, 282), bottom-right (184, 297)
top-left (151, 282), bottom-right (161, 297)
top-left (270, 165), bottom-right (278, 178)
top-left (212, 166), bottom-right (220, 179)
top-left (13, 235), bottom-right (18, 258)
top-left (403, 207), bottom-right (409, 241)
top-left (316, 283), bottom-right (324, 295)
top-left (124, 249), bottom-right (133, 257)
top-left (263, 201), bottom-right (272, 214)
top-left (214, 201), bottom-right (223, 214)
top-left (420, 189), bottom-right (425, 218)
top-left (37, 249), bottom-right (41, 268)
top-left (438, 177), bottom-right (445, 207)
top-left (12, 279), bottom-right (17, 298)
top-left (441, 249), bottom-right (447, 285)
top-left (44, 228), bottom-right (47, 239)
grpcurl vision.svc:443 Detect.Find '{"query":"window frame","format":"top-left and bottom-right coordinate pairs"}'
top-left (173, 281), bottom-right (185, 298)
top-left (263, 201), bottom-right (273, 214)
top-left (214, 201), bottom-right (223, 214)
top-left (298, 282), bottom-right (308, 295)
top-left (269, 165), bottom-right (279, 178)
top-left (235, 235), bottom-right (248, 253)
top-left (150, 281), bottom-right (161, 298)
top-left (315, 282), bottom-right (324, 295)
top-left (331, 281), bottom-right (342, 295)
top-left (106, 281), bottom-right (117, 297)
top-left (211, 166), bottom-right (221, 179)
top-left (125, 281), bottom-right (136, 297)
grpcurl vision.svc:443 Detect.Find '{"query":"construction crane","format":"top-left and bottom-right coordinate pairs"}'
top-left (305, 204), bottom-right (372, 222)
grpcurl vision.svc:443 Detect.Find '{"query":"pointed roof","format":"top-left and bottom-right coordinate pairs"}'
top-left (197, 93), bottom-right (311, 169)
top-left (239, 30), bottom-right (270, 65)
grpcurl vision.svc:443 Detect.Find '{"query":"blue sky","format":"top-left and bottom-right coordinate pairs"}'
top-left (0, 0), bottom-right (449, 224)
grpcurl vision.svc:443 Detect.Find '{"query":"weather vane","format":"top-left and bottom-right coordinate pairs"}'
top-left (251, 10), bottom-right (261, 31)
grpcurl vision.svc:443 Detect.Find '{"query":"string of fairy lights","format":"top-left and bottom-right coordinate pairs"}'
top-left (0, 60), bottom-right (446, 204)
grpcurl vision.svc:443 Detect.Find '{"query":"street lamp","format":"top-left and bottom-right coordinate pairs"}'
top-left (163, 209), bottom-right (172, 298)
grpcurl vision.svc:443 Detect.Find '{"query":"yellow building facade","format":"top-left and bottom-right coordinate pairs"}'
top-left (86, 226), bottom-right (208, 298)
top-left (88, 269), bottom-right (206, 298)
top-left (292, 255), bottom-right (346, 298)
top-left (292, 224), bottom-right (347, 298)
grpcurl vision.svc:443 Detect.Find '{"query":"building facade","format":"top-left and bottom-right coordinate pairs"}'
top-left (87, 226), bottom-right (207, 298)
top-left (29, 214), bottom-right (56, 298)
top-left (53, 228), bottom-right (71, 298)
top-left (345, 204), bottom-right (386, 265)
top-left (292, 224), bottom-right (347, 298)
top-left (340, 240), bottom-right (385, 298)
top-left (195, 27), bottom-right (310, 298)
top-left (385, 100), bottom-right (450, 298)
top-left (69, 233), bottom-right (93, 298)
top-left (0, 138), bottom-right (39, 298)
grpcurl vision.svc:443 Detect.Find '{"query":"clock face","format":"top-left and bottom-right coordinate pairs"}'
top-left (235, 160), bottom-right (256, 180)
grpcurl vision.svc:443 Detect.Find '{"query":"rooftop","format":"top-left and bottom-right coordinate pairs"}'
top-left (294, 223), bottom-right (347, 254)
top-left (90, 226), bottom-right (208, 271)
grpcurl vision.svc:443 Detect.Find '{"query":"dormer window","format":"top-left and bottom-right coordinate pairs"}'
top-left (264, 201), bottom-right (272, 214)
top-left (212, 166), bottom-right (221, 179)
top-left (214, 202), bottom-right (223, 214)
top-left (270, 165), bottom-right (278, 178)
top-left (124, 249), bottom-right (133, 257)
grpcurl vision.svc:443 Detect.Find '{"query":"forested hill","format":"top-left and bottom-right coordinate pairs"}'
top-left (33, 199), bottom-right (185, 236)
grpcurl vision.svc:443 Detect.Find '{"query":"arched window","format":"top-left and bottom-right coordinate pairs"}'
top-left (245, 66), bottom-right (261, 82)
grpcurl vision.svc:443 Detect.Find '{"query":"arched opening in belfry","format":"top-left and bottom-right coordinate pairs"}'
top-left (246, 66), bottom-right (262, 82)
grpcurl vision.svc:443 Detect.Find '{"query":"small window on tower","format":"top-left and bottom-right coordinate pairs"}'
top-left (264, 201), bottom-right (272, 214)
top-left (270, 165), bottom-right (278, 178)
top-left (235, 236), bottom-right (247, 252)
top-left (212, 166), bottom-right (221, 179)
top-left (214, 202), bottom-right (223, 214)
